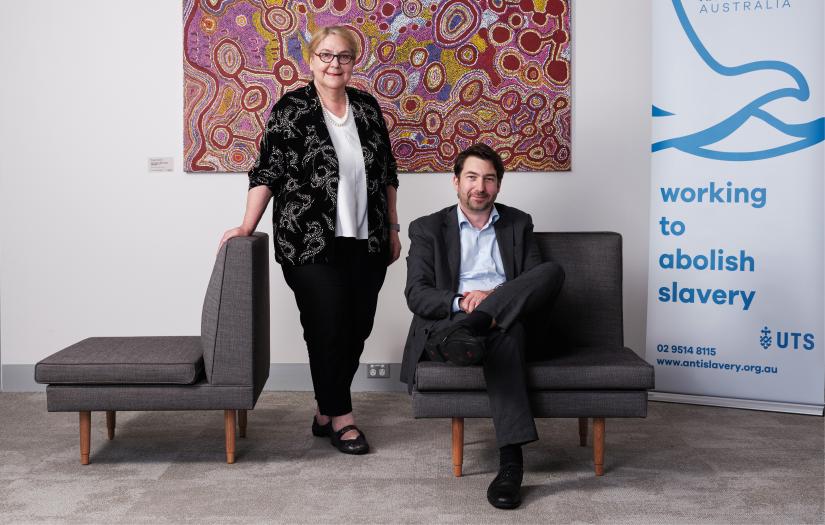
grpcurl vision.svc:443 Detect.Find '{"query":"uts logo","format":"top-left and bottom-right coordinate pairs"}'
top-left (760, 326), bottom-right (815, 351)
top-left (759, 326), bottom-right (772, 349)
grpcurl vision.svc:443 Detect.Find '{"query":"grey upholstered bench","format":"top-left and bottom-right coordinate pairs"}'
top-left (35, 234), bottom-right (270, 465)
top-left (411, 232), bottom-right (654, 477)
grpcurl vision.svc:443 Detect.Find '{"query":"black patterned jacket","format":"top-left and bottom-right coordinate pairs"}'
top-left (248, 81), bottom-right (399, 266)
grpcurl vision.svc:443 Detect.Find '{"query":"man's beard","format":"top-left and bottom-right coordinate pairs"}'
top-left (460, 192), bottom-right (493, 212)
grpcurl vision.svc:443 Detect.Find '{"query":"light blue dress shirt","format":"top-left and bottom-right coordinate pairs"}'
top-left (451, 205), bottom-right (507, 312)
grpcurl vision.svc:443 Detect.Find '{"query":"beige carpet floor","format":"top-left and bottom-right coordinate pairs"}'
top-left (0, 392), bottom-right (822, 524)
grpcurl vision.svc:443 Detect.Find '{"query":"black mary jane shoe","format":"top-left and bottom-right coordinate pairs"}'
top-left (330, 424), bottom-right (370, 455)
top-left (486, 463), bottom-right (524, 509)
top-left (312, 416), bottom-right (332, 437)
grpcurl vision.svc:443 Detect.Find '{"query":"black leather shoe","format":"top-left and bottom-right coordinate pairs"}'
top-left (312, 416), bottom-right (332, 437)
top-left (330, 425), bottom-right (370, 455)
top-left (487, 464), bottom-right (524, 509)
top-left (424, 324), bottom-right (485, 366)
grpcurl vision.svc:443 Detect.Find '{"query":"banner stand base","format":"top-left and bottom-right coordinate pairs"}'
top-left (649, 392), bottom-right (824, 416)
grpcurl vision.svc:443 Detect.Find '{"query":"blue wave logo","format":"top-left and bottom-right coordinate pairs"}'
top-left (652, 0), bottom-right (824, 161)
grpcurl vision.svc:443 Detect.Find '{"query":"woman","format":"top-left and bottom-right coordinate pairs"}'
top-left (220, 26), bottom-right (400, 455)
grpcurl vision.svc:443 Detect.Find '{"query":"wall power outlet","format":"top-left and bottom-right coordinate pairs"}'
top-left (367, 364), bottom-right (389, 378)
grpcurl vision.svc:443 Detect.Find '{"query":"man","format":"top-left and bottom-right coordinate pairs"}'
top-left (401, 144), bottom-right (565, 509)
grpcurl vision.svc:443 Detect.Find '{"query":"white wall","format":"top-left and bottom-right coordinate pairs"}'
top-left (0, 1), bottom-right (651, 375)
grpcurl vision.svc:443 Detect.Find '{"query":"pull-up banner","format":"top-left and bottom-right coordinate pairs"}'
top-left (647, 0), bottom-right (824, 414)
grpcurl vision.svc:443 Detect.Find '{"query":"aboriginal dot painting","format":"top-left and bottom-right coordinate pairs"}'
top-left (184, 0), bottom-right (571, 173)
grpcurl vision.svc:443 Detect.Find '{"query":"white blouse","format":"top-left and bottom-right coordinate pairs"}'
top-left (323, 107), bottom-right (368, 240)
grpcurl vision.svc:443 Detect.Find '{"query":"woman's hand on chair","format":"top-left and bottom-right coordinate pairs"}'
top-left (218, 226), bottom-right (253, 253)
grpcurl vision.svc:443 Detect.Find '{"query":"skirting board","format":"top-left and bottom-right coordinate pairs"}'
top-left (1, 364), bottom-right (407, 393)
top-left (649, 391), bottom-right (824, 416)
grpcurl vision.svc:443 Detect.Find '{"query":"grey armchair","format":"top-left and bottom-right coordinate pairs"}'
top-left (35, 234), bottom-right (270, 464)
top-left (411, 232), bottom-right (654, 476)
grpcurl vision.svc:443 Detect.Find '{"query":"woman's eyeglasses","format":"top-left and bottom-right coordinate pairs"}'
top-left (315, 52), bottom-right (355, 65)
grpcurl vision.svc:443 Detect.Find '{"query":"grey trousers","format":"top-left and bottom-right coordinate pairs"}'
top-left (427, 261), bottom-right (565, 447)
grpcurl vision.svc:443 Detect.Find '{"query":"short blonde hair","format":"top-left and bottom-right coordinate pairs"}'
top-left (306, 26), bottom-right (360, 62)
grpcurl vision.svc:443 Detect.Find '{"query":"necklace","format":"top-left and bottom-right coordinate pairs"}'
top-left (318, 92), bottom-right (350, 127)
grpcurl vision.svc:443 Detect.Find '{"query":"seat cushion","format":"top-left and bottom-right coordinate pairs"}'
top-left (35, 337), bottom-right (204, 385)
top-left (412, 390), bottom-right (649, 419)
top-left (415, 346), bottom-right (654, 391)
top-left (45, 381), bottom-right (255, 412)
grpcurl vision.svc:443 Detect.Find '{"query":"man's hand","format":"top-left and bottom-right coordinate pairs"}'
top-left (459, 289), bottom-right (493, 313)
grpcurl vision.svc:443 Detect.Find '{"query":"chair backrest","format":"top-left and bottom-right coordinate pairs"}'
top-left (534, 232), bottom-right (624, 348)
top-left (201, 233), bottom-right (270, 394)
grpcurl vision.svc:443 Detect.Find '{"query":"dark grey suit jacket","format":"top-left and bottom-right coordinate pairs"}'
top-left (400, 203), bottom-right (542, 387)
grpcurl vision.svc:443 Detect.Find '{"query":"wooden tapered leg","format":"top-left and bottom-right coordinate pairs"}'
top-left (224, 410), bottom-right (236, 464)
top-left (593, 417), bottom-right (605, 476)
top-left (238, 410), bottom-right (247, 438)
top-left (79, 411), bottom-right (91, 465)
top-left (578, 417), bottom-right (588, 446)
top-left (106, 411), bottom-right (116, 440)
top-left (452, 417), bottom-right (464, 477)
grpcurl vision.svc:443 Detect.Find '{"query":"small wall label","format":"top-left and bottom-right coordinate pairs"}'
top-left (148, 157), bottom-right (174, 172)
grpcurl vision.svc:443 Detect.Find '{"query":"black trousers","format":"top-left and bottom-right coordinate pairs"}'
top-left (424, 262), bottom-right (565, 447)
top-left (424, 314), bottom-right (537, 447)
top-left (282, 237), bottom-right (387, 417)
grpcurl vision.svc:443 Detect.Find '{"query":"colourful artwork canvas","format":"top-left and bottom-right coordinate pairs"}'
top-left (184, 0), bottom-right (571, 173)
